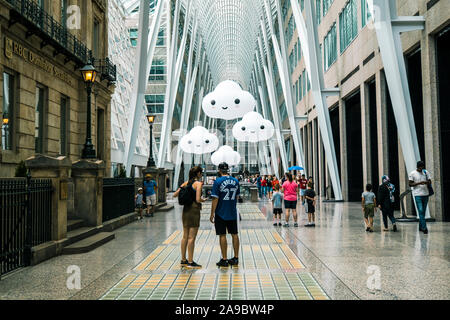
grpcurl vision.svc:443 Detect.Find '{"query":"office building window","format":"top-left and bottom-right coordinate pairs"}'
top-left (35, 85), bottom-right (46, 153)
top-left (298, 75), bottom-right (302, 101)
top-left (316, 0), bottom-right (322, 25)
top-left (60, 96), bottom-right (69, 155)
top-left (61, 0), bottom-right (67, 27)
top-left (282, 0), bottom-right (288, 22)
top-left (361, 0), bottom-right (372, 27)
top-left (93, 20), bottom-right (100, 58)
top-left (2, 72), bottom-right (14, 151)
top-left (149, 59), bottom-right (166, 81)
top-left (324, 23), bottom-right (337, 70)
top-left (301, 70), bottom-right (306, 98)
top-left (129, 28), bottom-right (138, 46)
top-left (145, 94), bottom-right (165, 114)
top-left (157, 28), bottom-right (165, 46)
top-left (339, 0), bottom-right (358, 53)
top-left (296, 41), bottom-right (301, 62)
top-left (307, 72), bottom-right (310, 91)
top-left (280, 102), bottom-right (287, 121)
top-left (323, 0), bottom-right (334, 17)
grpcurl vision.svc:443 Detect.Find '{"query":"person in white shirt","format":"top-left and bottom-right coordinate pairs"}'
top-left (408, 161), bottom-right (432, 234)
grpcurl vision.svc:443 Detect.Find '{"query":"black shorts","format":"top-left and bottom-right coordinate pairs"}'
top-left (214, 214), bottom-right (238, 235)
top-left (273, 208), bottom-right (282, 215)
top-left (284, 200), bottom-right (297, 209)
top-left (306, 202), bottom-right (315, 213)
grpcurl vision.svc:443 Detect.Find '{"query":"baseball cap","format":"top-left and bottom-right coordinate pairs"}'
top-left (218, 162), bottom-right (229, 172)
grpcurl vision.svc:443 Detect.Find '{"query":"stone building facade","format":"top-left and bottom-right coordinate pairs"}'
top-left (0, 0), bottom-right (115, 177)
top-left (281, 0), bottom-right (449, 220)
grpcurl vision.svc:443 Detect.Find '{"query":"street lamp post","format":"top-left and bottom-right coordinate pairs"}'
top-left (80, 61), bottom-right (97, 159)
top-left (146, 114), bottom-right (156, 167)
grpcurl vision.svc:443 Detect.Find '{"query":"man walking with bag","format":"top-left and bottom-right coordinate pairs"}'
top-left (409, 161), bottom-right (433, 234)
top-left (210, 162), bottom-right (240, 268)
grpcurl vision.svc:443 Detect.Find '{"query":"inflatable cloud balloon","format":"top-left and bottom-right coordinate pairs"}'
top-left (211, 145), bottom-right (241, 166)
top-left (202, 80), bottom-right (256, 120)
top-left (232, 112), bottom-right (275, 143)
top-left (179, 126), bottom-right (219, 154)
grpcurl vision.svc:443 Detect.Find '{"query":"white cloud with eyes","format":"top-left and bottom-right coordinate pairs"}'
top-left (179, 126), bottom-right (219, 155)
top-left (232, 112), bottom-right (275, 143)
top-left (202, 80), bottom-right (256, 120)
top-left (211, 145), bottom-right (241, 166)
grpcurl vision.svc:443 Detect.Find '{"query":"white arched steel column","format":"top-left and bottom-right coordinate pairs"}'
top-left (290, 0), bottom-right (343, 200)
top-left (254, 63), bottom-right (279, 177)
top-left (124, 0), bottom-right (165, 175)
top-left (367, 0), bottom-right (429, 217)
top-left (173, 23), bottom-right (201, 191)
top-left (257, 32), bottom-right (289, 174)
top-left (157, 0), bottom-right (192, 168)
top-left (264, 0), bottom-right (307, 176)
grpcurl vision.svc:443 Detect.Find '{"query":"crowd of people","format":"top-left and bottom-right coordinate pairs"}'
top-left (134, 160), bottom-right (433, 270)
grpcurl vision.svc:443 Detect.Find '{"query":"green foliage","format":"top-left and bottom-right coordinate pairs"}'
top-left (15, 161), bottom-right (28, 177)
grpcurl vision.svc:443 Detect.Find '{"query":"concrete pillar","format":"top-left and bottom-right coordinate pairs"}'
top-left (361, 82), bottom-right (370, 187)
top-left (25, 154), bottom-right (72, 241)
top-left (312, 119), bottom-right (318, 192)
top-left (421, 24), bottom-right (442, 220)
top-left (339, 98), bottom-right (348, 200)
top-left (398, 142), bottom-right (410, 214)
top-left (376, 70), bottom-right (389, 182)
top-left (71, 159), bottom-right (105, 227)
top-left (318, 124), bottom-right (326, 197)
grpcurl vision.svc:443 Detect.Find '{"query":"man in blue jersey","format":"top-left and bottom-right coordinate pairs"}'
top-left (210, 162), bottom-right (240, 268)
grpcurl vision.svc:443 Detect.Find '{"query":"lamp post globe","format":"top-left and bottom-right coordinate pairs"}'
top-left (80, 61), bottom-right (97, 159)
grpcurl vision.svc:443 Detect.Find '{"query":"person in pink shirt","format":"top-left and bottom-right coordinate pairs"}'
top-left (281, 172), bottom-right (299, 227)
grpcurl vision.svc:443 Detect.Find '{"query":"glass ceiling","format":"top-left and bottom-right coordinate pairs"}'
top-left (193, 0), bottom-right (264, 88)
top-left (117, 0), bottom-right (279, 89)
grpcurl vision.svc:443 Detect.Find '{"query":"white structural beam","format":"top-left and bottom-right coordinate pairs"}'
top-left (173, 21), bottom-right (201, 190)
top-left (264, 0), bottom-right (307, 176)
top-left (257, 82), bottom-right (279, 177)
top-left (257, 30), bottom-right (289, 174)
top-left (124, 0), bottom-right (165, 175)
top-left (367, 0), bottom-right (429, 218)
top-left (290, 0), bottom-right (343, 200)
top-left (157, 0), bottom-right (192, 168)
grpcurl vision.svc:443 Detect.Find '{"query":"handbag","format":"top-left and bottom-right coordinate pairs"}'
top-left (425, 171), bottom-right (434, 196)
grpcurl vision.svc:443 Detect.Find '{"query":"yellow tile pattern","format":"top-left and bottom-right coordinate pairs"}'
top-left (101, 272), bottom-right (329, 300)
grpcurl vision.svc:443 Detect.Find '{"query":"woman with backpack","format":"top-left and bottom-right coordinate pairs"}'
top-left (173, 166), bottom-right (205, 269)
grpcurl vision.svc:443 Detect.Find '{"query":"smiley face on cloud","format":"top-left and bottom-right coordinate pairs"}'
top-left (232, 111), bottom-right (275, 143)
top-left (179, 126), bottom-right (219, 155)
top-left (211, 145), bottom-right (241, 166)
top-left (202, 80), bottom-right (256, 120)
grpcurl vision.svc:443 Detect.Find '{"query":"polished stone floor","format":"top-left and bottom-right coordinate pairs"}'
top-left (0, 197), bottom-right (449, 300)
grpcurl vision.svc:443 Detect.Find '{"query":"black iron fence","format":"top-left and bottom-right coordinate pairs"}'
top-left (103, 178), bottom-right (135, 222)
top-left (0, 177), bottom-right (52, 279)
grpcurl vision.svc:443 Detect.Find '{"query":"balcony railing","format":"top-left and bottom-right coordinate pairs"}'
top-left (6, 0), bottom-right (91, 65)
top-left (94, 57), bottom-right (117, 85)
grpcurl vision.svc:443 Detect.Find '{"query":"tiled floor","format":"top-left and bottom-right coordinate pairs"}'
top-left (0, 198), bottom-right (449, 300)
